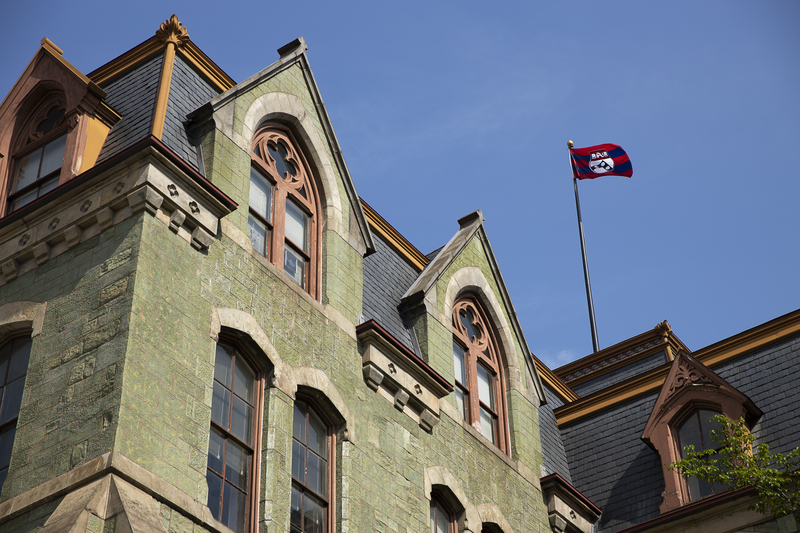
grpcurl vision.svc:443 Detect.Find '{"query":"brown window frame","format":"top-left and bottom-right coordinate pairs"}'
top-left (452, 296), bottom-right (509, 454)
top-left (290, 398), bottom-right (335, 533)
top-left (673, 406), bottom-right (729, 502)
top-left (206, 340), bottom-right (264, 533)
top-left (430, 494), bottom-right (457, 533)
top-left (6, 94), bottom-right (73, 216)
top-left (0, 332), bottom-right (33, 493)
top-left (249, 126), bottom-right (320, 299)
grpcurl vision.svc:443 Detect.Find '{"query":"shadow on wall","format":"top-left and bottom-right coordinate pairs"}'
top-left (598, 446), bottom-right (663, 533)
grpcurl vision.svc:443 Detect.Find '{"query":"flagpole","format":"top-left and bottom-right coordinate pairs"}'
top-left (569, 140), bottom-right (600, 353)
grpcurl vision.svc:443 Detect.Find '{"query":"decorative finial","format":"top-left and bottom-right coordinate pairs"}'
top-left (567, 140), bottom-right (574, 148)
top-left (156, 15), bottom-right (190, 47)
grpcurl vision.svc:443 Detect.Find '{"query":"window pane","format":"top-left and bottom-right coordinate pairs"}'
top-left (455, 388), bottom-right (466, 420)
top-left (293, 403), bottom-right (306, 443)
top-left (249, 168), bottom-right (272, 221)
top-left (307, 410), bottom-right (326, 455)
top-left (38, 176), bottom-right (59, 197)
top-left (699, 410), bottom-right (721, 448)
top-left (0, 379), bottom-right (24, 426)
top-left (453, 343), bottom-right (465, 385)
top-left (8, 339), bottom-right (31, 382)
top-left (480, 408), bottom-right (496, 444)
top-left (476, 365), bottom-right (494, 409)
top-left (0, 426), bottom-right (15, 469)
top-left (14, 147), bottom-right (42, 191)
top-left (307, 451), bottom-right (327, 496)
top-left (0, 343), bottom-right (10, 383)
top-left (206, 470), bottom-right (223, 520)
top-left (207, 428), bottom-right (224, 474)
top-left (222, 481), bottom-right (246, 533)
top-left (225, 439), bottom-right (249, 489)
top-left (304, 493), bottom-right (325, 533)
top-left (678, 414), bottom-right (703, 457)
top-left (292, 439), bottom-right (306, 482)
top-left (268, 143), bottom-right (296, 179)
top-left (211, 382), bottom-right (231, 428)
top-left (40, 134), bottom-right (67, 177)
top-left (436, 503), bottom-right (450, 533)
top-left (248, 214), bottom-right (269, 257)
top-left (214, 345), bottom-right (233, 387)
top-left (12, 189), bottom-right (39, 211)
top-left (285, 199), bottom-right (308, 251)
top-left (284, 245), bottom-right (306, 287)
top-left (291, 485), bottom-right (303, 528)
top-left (233, 358), bottom-right (255, 405)
top-left (231, 395), bottom-right (253, 444)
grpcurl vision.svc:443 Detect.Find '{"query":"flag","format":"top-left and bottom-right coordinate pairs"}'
top-left (570, 143), bottom-right (633, 180)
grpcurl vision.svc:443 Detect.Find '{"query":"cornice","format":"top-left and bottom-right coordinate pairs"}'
top-left (554, 321), bottom-right (688, 387)
top-left (554, 308), bottom-right (800, 427)
top-left (533, 356), bottom-right (579, 403)
top-left (361, 198), bottom-right (428, 271)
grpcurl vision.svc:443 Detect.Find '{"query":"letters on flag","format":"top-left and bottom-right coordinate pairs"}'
top-left (570, 143), bottom-right (633, 180)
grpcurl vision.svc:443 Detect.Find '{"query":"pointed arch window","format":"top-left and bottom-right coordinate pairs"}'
top-left (452, 296), bottom-right (508, 453)
top-left (430, 495), bottom-right (456, 533)
top-left (249, 127), bottom-right (319, 297)
top-left (8, 96), bottom-right (69, 213)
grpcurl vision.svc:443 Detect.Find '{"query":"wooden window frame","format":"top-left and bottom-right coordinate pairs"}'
top-left (672, 405), bottom-right (728, 502)
top-left (7, 93), bottom-right (75, 215)
top-left (249, 126), bottom-right (320, 299)
top-left (0, 332), bottom-right (33, 493)
top-left (291, 397), bottom-right (335, 533)
top-left (430, 493), bottom-right (457, 533)
top-left (206, 340), bottom-right (264, 533)
top-left (452, 296), bottom-right (509, 454)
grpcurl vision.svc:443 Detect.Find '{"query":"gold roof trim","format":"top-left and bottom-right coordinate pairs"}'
top-left (533, 356), bottom-right (579, 403)
top-left (554, 308), bottom-right (800, 427)
top-left (361, 199), bottom-right (428, 271)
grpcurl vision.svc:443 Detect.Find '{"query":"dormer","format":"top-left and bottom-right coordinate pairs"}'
top-left (0, 38), bottom-right (119, 219)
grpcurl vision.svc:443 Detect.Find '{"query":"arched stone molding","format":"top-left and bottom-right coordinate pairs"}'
top-left (240, 92), bottom-right (344, 237)
top-left (423, 466), bottom-right (480, 533)
top-left (0, 301), bottom-right (47, 338)
top-left (443, 267), bottom-right (525, 396)
top-left (209, 307), bottom-right (355, 442)
top-left (210, 307), bottom-right (296, 398)
top-left (292, 366), bottom-right (354, 442)
top-left (477, 503), bottom-right (514, 533)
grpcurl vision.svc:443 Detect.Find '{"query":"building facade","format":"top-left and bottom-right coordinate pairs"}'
top-left (0, 14), bottom-right (796, 533)
top-left (0, 15), bottom-right (554, 533)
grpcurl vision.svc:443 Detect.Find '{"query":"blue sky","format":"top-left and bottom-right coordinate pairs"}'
top-left (2, 1), bottom-right (798, 370)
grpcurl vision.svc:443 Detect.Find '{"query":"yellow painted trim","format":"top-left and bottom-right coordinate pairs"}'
top-left (88, 37), bottom-right (164, 86)
top-left (361, 199), bottom-right (428, 271)
top-left (177, 42), bottom-right (235, 92)
top-left (79, 117), bottom-right (111, 173)
top-left (150, 44), bottom-right (176, 140)
top-left (554, 308), bottom-right (800, 427)
top-left (534, 356), bottom-right (579, 403)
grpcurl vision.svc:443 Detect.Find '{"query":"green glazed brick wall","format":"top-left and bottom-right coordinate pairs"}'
top-left (2, 216), bottom-right (141, 500)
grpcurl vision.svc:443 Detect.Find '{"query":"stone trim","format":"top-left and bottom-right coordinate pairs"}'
top-left (0, 452), bottom-right (233, 533)
top-left (0, 150), bottom-right (233, 286)
top-left (358, 322), bottom-right (451, 431)
top-left (424, 466), bottom-right (515, 533)
top-left (210, 306), bottom-right (355, 443)
top-left (0, 300), bottom-right (46, 337)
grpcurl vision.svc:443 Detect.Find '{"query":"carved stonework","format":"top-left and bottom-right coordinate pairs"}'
top-left (155, 15), bottom-right (190, 47)
top-left (666, 358), bottom-right (715, 400)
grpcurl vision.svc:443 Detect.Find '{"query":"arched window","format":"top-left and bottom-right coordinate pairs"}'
top-left (430, 495), bottom-right (456, 533)
top-left (676, 408), bottom-right (728, 501)
top-left (8, 95), bottom-right (68, 213)
top-left (291, 399), bottom-right (333, 533)
top-left (452, 296), bottom-right (508, 452)
top-left (206, 342), bottom-right (262, 533)
top-left (249, 126), bottom-right (319, 297)
top-left (0, 335), bottom-right (32, 492)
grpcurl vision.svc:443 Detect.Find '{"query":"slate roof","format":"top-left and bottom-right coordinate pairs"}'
top-left (362, 230), bottom-right (420, 353)
top-left (570, 350), bottom-right (668, 397)
top-left (96, 54), bottom-right (162, 164)
top-left (539, 384), bottom-right (573, 483)
top-left (162, 55), bottom-right (219, 171)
